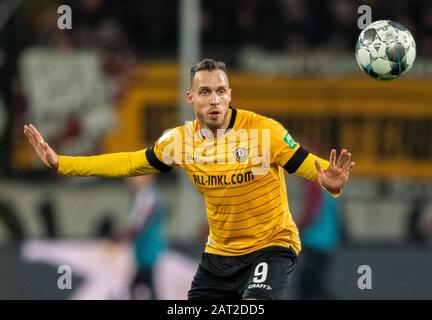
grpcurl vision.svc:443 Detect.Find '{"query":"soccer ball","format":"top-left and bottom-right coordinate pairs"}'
top-left (355, 20), bottom-right (416, 80)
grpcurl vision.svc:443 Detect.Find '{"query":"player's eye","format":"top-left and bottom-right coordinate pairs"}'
top-left (218, 89), bottom-right (226, 94)
top-left (199, 89), bottom-right (210, 95)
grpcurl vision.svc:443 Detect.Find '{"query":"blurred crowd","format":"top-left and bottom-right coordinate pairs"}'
top-left (3, 0), bottom-right (432, 60)
top-left (203, 0), bottom-right (432, 57)
top-left (1, 0), bottom-right (432, 177)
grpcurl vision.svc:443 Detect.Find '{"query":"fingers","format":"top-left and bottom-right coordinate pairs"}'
top-left (29, 124), bottom-right (44, 143)
top-left (332, 148), bottom-right (354, 173)
top-left (342, 152), bottom-right (352, 171)
top-left (347, 162), bottom-right (355, 173)
top-left (24, 125), bottom-right (38, 146)
top-left (24, 124), bottom-right (45, 147)
top-left (330, 149), bottom-right (336, 167)
top-left (314, 160), bottom-right (322, 173)
top-left (24, 125), bottom-right (30, 140)
top-left (336, 149), bottom-right (347, 167)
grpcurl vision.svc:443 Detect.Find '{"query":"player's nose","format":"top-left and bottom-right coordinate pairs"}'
top-left (210, 92), bottom-right (219, 105)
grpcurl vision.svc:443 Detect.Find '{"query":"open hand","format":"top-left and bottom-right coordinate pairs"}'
top-left (23, 124), bottom-right (59, 169)
top-left (314, 149), bottom-right (355, 193)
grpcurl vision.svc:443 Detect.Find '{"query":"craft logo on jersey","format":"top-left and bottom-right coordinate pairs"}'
top-left (234, 147), bottom-right (248, 163)
top-left (248, 284), bottom-right (273, 290)
top-left (283, 132), bottom-right (297, 149)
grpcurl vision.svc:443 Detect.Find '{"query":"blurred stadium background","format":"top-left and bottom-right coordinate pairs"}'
top-left (1, 0), bottom-right (432, 299)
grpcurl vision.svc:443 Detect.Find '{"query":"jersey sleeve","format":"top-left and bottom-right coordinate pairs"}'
top-left (58, 149), bottom-right (160, 177)
top-left (58, 128), bottom-right (181, 177)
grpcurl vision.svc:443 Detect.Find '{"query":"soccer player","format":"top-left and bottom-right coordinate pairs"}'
top-left (24, 58), bottom-right (355, 300)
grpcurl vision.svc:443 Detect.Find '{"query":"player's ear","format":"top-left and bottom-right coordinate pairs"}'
top-left (186, 90), bottom-right (193, 104)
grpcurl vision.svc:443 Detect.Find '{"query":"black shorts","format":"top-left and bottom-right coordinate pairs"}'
top-left (188, 246), bottom-right (297, 300)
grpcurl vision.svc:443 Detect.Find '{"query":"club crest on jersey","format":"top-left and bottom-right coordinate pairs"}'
top-left (234, 147), bottom-right (248, 163)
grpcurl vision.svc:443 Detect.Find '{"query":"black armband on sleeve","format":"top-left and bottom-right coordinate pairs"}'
top-left (283, 146), bottom-right (309, 174)
top-left (145, 146), bottom-right (173, 173)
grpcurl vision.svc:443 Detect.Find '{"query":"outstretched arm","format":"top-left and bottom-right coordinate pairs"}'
top-left (23, 124), bottom-right (161, 177)
top-left (291, 147), bottom-right (355, 196)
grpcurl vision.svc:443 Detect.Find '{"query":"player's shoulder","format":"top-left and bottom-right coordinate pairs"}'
top-left (236, 107), bottom-right (283, 129)
top-left (155, 125), bottom-right (184, 144)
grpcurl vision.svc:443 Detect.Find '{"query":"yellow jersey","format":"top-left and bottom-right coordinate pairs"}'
top-left (59, 107), bottom-right (333, 256)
